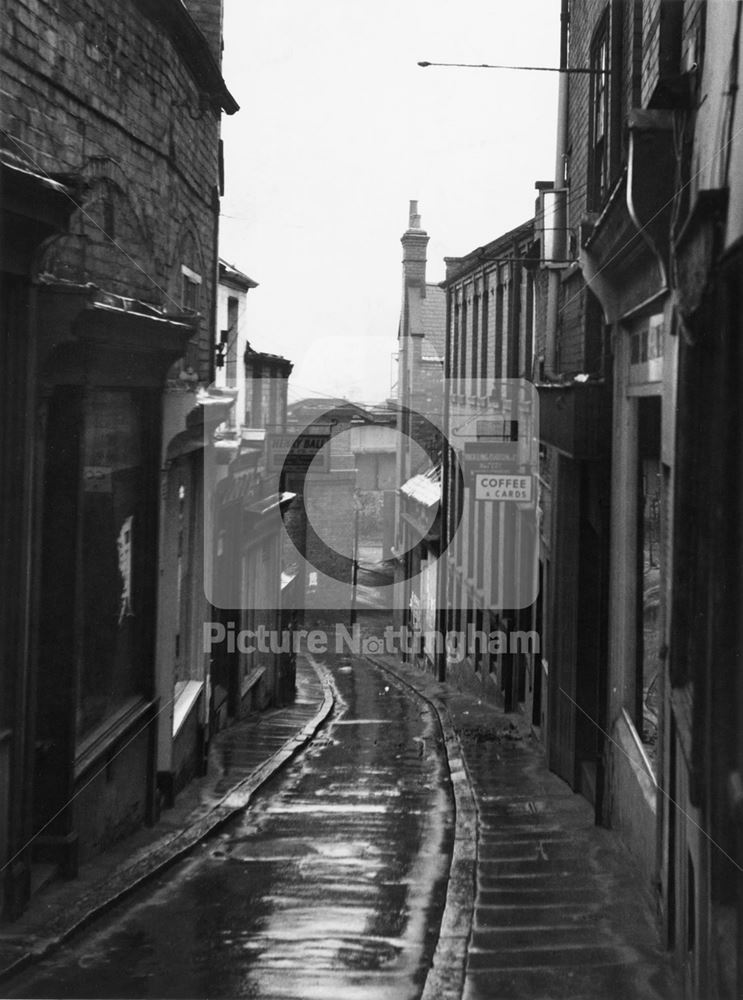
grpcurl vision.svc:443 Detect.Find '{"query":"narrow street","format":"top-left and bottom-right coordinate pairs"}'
top-left (6, 652), bottom-right (453, 1000)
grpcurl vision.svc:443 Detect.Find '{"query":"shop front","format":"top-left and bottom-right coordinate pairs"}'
top-left (31, 282), bottom-right (194, 871)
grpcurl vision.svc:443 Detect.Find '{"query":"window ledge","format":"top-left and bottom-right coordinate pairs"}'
top-left (241, 666), bottom-right (266, 699)
top-left (75, 696), bottom-right (155, 781)
top-left (173, 680), bottom-right (204, 738)
top-left (619, 707), bottom-right (657, 788)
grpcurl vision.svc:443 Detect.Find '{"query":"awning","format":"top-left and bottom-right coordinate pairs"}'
top-left (36, 278), bottom-right (197, 381)
top-left (400, 464), bottom-right (441, 508)
top-left (166, 390), bottom-right (236, 461)
top-left (246, 491), bottom-right (296, 518)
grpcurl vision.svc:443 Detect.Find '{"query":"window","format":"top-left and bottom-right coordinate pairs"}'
top-left (226, 296), bottom-right (239, 388)
top-left (480, 285), bottom-right (489, 382)
top-left (637, 396), bottom-right (661, 776)
top-left (589, 15), bottom-right (610, 209)
top-left (251, 364), bottom-right (263, 426)
top-left (494, 280), bottom-right (504, 380)
top-left (460, 295), bottom-right (468, 393)
top-left (471, 291), bottom-right (480, 387)
top-left (181, 265), bottom-right (202, 312)
top-left (452, 301), bottom-right (460, 390)
top-left (79, 389), bottom-right (151, 736)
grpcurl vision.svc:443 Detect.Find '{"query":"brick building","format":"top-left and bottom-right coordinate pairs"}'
top-left (658, 3), bottom-right (743, 995)
top-left (0, 0), bottom-right (235, 916)
top-left (534, 0), bottom-right (676, 958)
top-left (535, 2), bottom-right (742, 995)
top-left (439, 219), bottom-right (543, 702)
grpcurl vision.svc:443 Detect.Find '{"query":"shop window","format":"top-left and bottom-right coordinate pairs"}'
top-left (637, 395), bottom-right (662, 773)
top-left (79, 389), bottom-right (151, 737)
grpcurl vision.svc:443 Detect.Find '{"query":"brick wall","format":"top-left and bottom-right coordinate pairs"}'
top-left (1, 0), bottom-right (223, 380)
top-left (184, 0), bottom-right (224, 65)
top-left (642, 0), bottom-right (662, 106)
top-left (566, 0), bottom-right (595, 227)
top-left (562, 0), bottom-right (642, 377)
top-left (304, 471), bottom-right (356, 609)
top-left (558, 270), bottom-right (588, 372)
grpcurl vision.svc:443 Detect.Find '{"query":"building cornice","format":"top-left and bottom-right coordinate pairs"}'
top-left (133, 0), bottom-right (239, 114)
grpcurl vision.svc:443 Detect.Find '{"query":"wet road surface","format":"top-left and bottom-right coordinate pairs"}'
top-left (9, 651), bottom-right (453, 999)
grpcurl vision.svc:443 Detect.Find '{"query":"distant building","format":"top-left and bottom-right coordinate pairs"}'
top-left (439, 219), bottom-right (541, 699)
top-left (214, 260), bottom-right (259, 436)
top-left (207, 266), bottom-right (295, 720)
top-left (393, 203), bottom-right (446, 666)
top-left (282, 398), bottom-right (395, 614)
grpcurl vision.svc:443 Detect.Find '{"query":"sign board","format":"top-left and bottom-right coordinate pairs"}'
top-left (474, 473), bottom-right (534, 502)
top-left (266, 428), bottom-right (331, 473)
top-left (462, 440), bottom-right (519, 482)
top-left (475, 419), bottom-right (518, 441)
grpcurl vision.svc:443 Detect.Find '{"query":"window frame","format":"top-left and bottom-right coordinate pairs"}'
top-left (589, 12), bottom-right (611, 211)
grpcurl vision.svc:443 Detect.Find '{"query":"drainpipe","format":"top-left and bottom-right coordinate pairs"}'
top-left (544, 0), bottom-right (570, 376)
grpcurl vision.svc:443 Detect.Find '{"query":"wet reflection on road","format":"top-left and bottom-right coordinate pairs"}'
top-left (10, 653), bottom-right (453, 999)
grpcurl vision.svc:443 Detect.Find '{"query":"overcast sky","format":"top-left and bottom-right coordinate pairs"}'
top-left (219, 0), bottom-right (560, 404)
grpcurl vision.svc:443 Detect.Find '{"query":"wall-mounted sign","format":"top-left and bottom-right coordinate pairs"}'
top-left (462, 440), bottom-right (520, 483)
top-left (474, 473), bottom-right (533, 502)
top-left (266, 428), bottom-right (331, 473)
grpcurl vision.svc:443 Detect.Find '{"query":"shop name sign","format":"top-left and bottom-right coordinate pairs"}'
top-left (266, 427), bottom-right (331, 473)
top-left (462, 440), bottom-right (519, 481)
top-left (474, 473), bottom-right (533, 502)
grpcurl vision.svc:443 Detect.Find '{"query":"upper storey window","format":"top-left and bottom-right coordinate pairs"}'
top-left (589, 14), bottom-right (610, 210)
top-left (181, 264), bottom-right (202, 312)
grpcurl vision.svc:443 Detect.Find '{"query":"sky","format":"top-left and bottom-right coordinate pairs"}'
top-left (219, 0), bottom-right (560, 404)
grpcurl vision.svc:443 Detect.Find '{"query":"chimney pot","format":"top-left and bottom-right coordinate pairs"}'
top-left (409, 200), bottom-right (421, 229)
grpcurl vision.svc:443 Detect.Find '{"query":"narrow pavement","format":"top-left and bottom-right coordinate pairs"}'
top-left (365, 633), bottom-right (682, 1000)
top-left (0, 654), bottom-right (331, 984)
top-left (5, 647), bottom-right (453, 1000)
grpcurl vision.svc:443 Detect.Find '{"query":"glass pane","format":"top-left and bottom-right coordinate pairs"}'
top-left (641, 456), bottom-right (661, 772)
top-left (79, 390), bottom-right (143, 737)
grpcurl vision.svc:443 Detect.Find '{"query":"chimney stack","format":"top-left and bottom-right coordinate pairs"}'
top-left (401, 199), bottom-right (428, 288)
